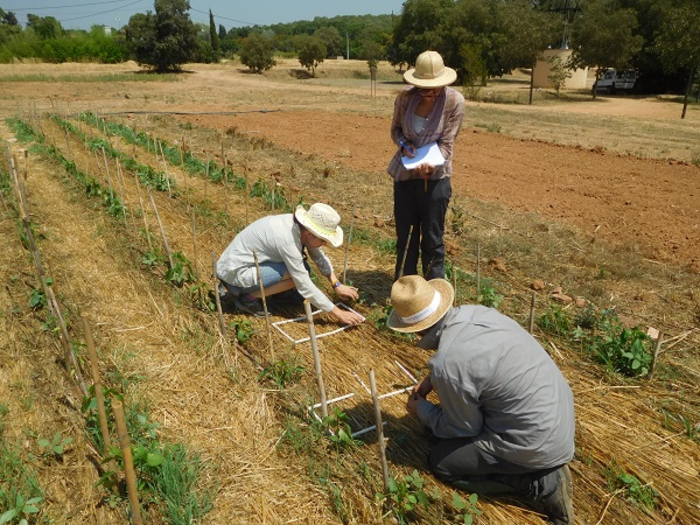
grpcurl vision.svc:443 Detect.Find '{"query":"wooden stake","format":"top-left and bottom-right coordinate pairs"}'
top-left (270, 176), bottom-right (275, 211)
top-left (81, 316), bottom-right (115, 465)
top-left (452, 265), bottom-right (458, 306)
top-left (134, 175), bottom-right (152, 251)
top-left (63, 128), bottom-right (72, 160)
top-left (111, 400), bottom-right (143, 525)
top-left (399, 224), bottom-right (414, 279)
top-left (148, 189), bottom-right (173, 268)
top-left (204, 152), bottom-right (210, 201)
top-left (370, 369), bottom-right (391, 498)
top-left (529, 291), bottom-right (537, 334)
top-left (101, 146), bottom-right (114, 200)
top-left (158, 140), bottom-right (172, 197)
top-left (253, 250), bottom-right (274, 359)
top-left (342, 205), bottom-right (355, 284)
top-left (115, 159), bottom-right (128, 227)
top-left (190, 207), bottom-right (198, 280)
top-left (244, 162), bottom-right (249, 226)
top-left (212, 251), bottom-right (226, 336)
top-left (305, 300), bottom-right (327, 418)
top-left (647, 332), bottom-right (664, 380)
top-left (476, 242), bottom-right (482, 298)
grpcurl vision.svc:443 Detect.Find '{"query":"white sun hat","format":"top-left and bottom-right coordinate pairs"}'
top-left (403, 50), bottom-right (457, 89)
top-left (387, 275), bottom-right (454, 333)
top-left (295, 203), bottom-right (344, 248)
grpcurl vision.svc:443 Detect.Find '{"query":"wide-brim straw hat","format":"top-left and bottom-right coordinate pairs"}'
top-left (295, 203), bottom-right (344, 248)
top-left (387, 275), bottom-right (454, 333)
top-left (403, 50), bottom-right (457, 88)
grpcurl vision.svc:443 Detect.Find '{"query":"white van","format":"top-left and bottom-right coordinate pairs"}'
top-left (595, 69), bottom-right (636, 94)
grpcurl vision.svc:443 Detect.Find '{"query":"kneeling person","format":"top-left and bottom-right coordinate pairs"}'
top-left (217, 203), bottom-right (364, 326)
top-left (388, 275), bottom-right (575, 524)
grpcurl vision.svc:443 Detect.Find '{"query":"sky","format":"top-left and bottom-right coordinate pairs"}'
top-left (3, 1), bottom-right (407, 31)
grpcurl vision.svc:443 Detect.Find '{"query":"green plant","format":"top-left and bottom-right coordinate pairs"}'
top-left (322, 407), bottom-right (361, 450)
top-left (0, 494), bottom-right (43, 525)
top-left (477, 279), bottom-right (503, 309)
top-left (28, 288), bottom-right (46, 310)
top-left (604, 461), bottom-right (658, 512)
top-left (165, 252), bottom-right (195, 286)
top-left (538, 304), bottom-right (571, 337)
top-left (229, 319), bottom-right (254, 344)
top-left (452, 492), bottom-right (481, 524)
top-left (378, 469), bottom-right (433, 524)
top-left (37, 432), bottom-right (73, 459)
top-left (258, 356), bottom-right (305, 389)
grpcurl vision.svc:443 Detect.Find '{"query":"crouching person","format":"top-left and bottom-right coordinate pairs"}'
top-left (216, 202), bottom-right (364, 326)
top-left (387, 275), bottom-right (575, 524)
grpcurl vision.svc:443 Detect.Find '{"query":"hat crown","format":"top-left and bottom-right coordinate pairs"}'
top-left (306, 203), bottom-right (340, 231)
top-left (414, 51), bottom-right (446, 80)
top-left (391, 275), bottom-right (438, 318)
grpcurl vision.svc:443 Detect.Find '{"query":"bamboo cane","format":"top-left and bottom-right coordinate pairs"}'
top-left (212, 251), bottom-right (226, 336)
top-left (476, 242), bottom-right (482, 298)
top-left (190, 207), bottom-right (198, 280)
top-left (253, 250), bottom-right (274, 359)
top-left (305, 300), bottom-right (328, 418)
top-left (342, 205), bottom-right (356, 284)
top-left (111, 400), bottom-right (143, 525)
top-left (115, 159), bottom-right (128, 227)
top-left (148, 189), bottom-right (174, 268)
top-left (100, 146), bottom-right (114, 200)
top-left (134, 175), bottom-right (152, 251)
top-left (81, 316), bottom-right (115, 467)
top-left (158, 140), bottom-right (172, 197)
top-left (370, 369), bottom-right (391, 498)
top-left (647, 332), bottom-right (664, 380)
top-left (399, 224), bottom-right (414, 279)
top-left (529, 291), bottom-right (537, 334)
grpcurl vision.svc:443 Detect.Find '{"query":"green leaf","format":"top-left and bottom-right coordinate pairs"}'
top-left (0, 510), bottom-right (18, 524)
top-left (453, 492), bottom-right (466, 509)
top-left (25, 497), bottom-right (43, 506)
top-left (146, 452), bottom-right (164, 467)
top-left (37, 439), bottom-right (50, 448)
top-left (469, 493), bottom-right (479, 505)
top-left (22, 505), bottom-right (40, 514)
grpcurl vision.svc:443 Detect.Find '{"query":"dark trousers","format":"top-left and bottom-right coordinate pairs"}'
top-left (394, 177), bottom-right (451, 281)
top-left (428, 436), bottom-right (562, 498)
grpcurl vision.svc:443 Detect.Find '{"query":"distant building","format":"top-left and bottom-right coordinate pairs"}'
top-left (533, 49), bottom-right (588, 90)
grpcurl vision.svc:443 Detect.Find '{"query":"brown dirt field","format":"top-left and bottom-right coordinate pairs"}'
top-left (1, 61), bottom-right (699, 525)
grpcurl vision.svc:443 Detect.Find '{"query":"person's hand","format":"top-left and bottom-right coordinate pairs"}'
top-left (334, 283), bottom-right (359, 301)
top-left (414, 376), bottom-right (433, 398)
top-left (415, 163), bottom-right (435, 176)
top-left (406, 391), bottom-right (422, 416)
top-left (332, 306), bottom-right (364, 326)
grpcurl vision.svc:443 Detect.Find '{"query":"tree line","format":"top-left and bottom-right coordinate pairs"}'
top-left (1, 0), bottom-right (698, 100)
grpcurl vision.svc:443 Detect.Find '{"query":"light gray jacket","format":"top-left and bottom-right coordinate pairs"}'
top-left (417, 306), bottom-right (575, 469)
top-left (216, 213), bottom-right (335, 312)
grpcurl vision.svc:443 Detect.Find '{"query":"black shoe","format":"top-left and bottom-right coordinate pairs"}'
top-left (234, 295), bottom-right (264, 317)
top-left (535, 465), bottom-right (574, 525)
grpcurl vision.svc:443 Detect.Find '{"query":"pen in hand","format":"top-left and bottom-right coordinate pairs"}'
top-left (398, 139), bottom-right (414, 155)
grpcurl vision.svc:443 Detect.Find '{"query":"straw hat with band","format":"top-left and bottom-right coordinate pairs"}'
top-left (295, 203), bottom-right (344, 248)
top-left (403, 50), bottom-right (457, 89)
top-left (387, 275), bottom-right (454, 333)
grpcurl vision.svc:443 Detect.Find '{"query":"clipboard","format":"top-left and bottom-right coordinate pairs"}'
top-left (401, 142), bottom-right (445, 170)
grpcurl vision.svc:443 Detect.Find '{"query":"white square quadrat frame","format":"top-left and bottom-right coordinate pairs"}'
top-left (310, 360), bottom-right (419, 438)
top-left (272, 304), bottom-right (419, 437)
top-left (271, 302), bottom-right (365, 345)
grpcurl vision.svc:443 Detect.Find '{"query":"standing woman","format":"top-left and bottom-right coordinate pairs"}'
top-left (388, 50), bottom-right (465, 281)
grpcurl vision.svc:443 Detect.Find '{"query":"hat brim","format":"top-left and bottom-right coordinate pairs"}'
top-left (403, 67), bottom-right (457, 88)
top-left (387, 278), bottom-right (454, 333)
top-left (295, 207), bottom-right (343, 248)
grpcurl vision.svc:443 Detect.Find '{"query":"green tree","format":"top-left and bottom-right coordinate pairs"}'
top-left (124, 0), bottom-right (197, 72)
top-left (389, 0), bottom-right (455, 68)
top-left (1, 9), bottom-right (19, 26)
top-left (209, 9), bottom-right (220, 54)
top-left (313, 26), bottom-right (342, 57)
top-left (654, 1), bottom-right (700, 118)
top-left (239, 32), bottom-right (276, 73)
top-left (547, 55), bottom-right (572, 96)
top-left (295, 34), bottom-right (326, 76)
top-left (569, 0), bottom-right (644, 99)
top-left (26, 14), bottom-right (63, 40)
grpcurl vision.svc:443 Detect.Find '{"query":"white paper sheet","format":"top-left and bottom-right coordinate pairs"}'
top-left (401, 142), bottom-right (445, 170)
